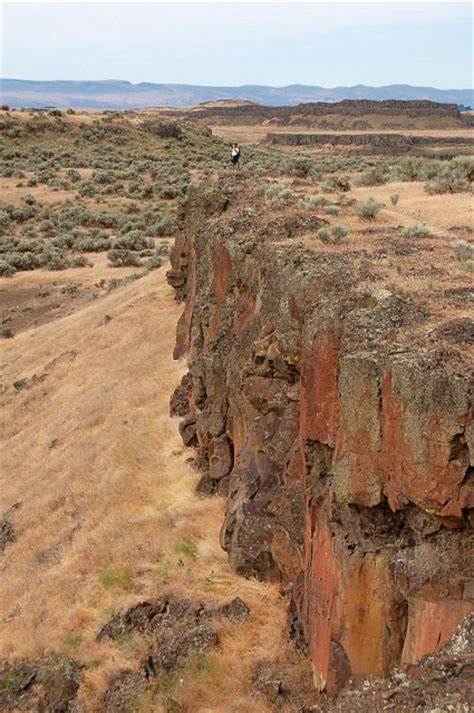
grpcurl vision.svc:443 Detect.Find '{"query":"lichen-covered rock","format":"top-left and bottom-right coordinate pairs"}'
top-left (101, 671), bottom-right (147, 713)
top-left (321, 612), bottom-right (474, 711)
top-left (167, 175), bottom-right (473, 695)
top-left (145, 624), bottom-right (218, 676)
top-left (0, 655), bottom-right (82, 712)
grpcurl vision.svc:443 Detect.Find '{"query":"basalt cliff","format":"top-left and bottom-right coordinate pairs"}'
top-left (167, 176), bottom-right (473, 696)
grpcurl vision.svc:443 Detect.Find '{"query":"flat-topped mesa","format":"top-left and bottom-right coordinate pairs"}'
top-left (167, 176), bottom-right (473, 694)
top-left (166, 99), bottom-right (464, 129)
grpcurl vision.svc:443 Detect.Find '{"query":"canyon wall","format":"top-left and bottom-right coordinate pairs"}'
top-left (167, 177), bottom-right (473, 693)
top-left (169, 99), bottom-right (464, 129)
top-left (267, 132), bottom-right (474, 157)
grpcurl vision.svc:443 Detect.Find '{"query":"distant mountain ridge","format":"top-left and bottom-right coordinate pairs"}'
top-left (1, 78), bottom-right (472, 109)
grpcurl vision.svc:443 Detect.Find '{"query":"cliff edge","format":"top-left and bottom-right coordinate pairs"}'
top-left (167, 175), bottom-right (473, 695)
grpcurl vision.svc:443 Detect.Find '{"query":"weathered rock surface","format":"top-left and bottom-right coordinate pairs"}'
top-left (0, 655), bottom-right (82, 712)
top-left (167, 175), bottom-right (473, 697)
top-left (98, 594), bottom-right (250, 710)
top-left (166, 99), bottom-right (465, 131)
top-left (321, 612), bottom-right (474, 711)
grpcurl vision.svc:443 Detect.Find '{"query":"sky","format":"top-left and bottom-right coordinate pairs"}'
top-left (2, 1), bottom-right (473, 88)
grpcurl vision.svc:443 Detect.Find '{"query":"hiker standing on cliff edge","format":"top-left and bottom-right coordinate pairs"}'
top-left (230, 142), bottom-right (241, 170)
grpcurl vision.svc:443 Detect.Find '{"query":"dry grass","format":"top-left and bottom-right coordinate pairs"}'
top-left (210, 125), bottom-right (473, 145)
top-left (349, 181), bottom-right (474, 232)
top-left (262, 179), bottom-right (472, 351)
top-left (0, 267), bottom-right (295, 711)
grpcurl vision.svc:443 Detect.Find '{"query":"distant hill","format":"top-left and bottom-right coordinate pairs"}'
top-left (1, 78), bottom-right (473, 109)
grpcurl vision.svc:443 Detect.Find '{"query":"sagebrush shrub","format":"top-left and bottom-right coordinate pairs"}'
top-left (331, 224), bottom-right (349, 244)
top-left (0, 260), bottom-right (17, 277)
top-left (316, 228), bottom-right (330, 243)
top-left (355, 165), bottom-right (389, 187)
top-left (401, 223), bottom-right (431, 238)
top-left (114, 231), bottom-right (153, 251)
top-left (356, 197), bottom-right (382, 220)
top-left (107, 248), bottom-right (142, 267)
top-left (453, 241), bottom-right (474, 261)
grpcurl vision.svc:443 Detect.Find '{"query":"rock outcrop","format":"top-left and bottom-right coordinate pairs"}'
top-left (267, 132), bottom-right (474, 157)
top-left (167, 176), bottom-right (473, 695)
top-left (168, 100), bottom-right (464, 130)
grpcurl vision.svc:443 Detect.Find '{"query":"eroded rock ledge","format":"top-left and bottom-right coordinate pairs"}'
top-left (167, 175), bottom-right (473, 694)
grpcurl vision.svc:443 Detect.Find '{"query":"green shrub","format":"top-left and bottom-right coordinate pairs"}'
top-left (355, 165), bottom-right (389, 186)
top-left (15, 239), bottom-right (45, 254)
top-left (4, 252), bottom-right (42, 270)
top-left (265, 185), bottom-right (295, 204)
top-left (316, 228), bottom-right (330, 243)
top-left (356, 197), bottom-right (382, 220)
top-left (0, 236), bottom-right (19, 253)
top-left (61, 282), bottom-right (79, 295)
top-left (75, 237), bottom-right (111, 253)
top-left (0, 210), bottom-right (11, 233)
top-left (400, 223), bottom-right (431, 238)
top-left (285, 156), bottom-right (313, 178)
top-left (21, 225), bottom-right (37, 238)
top-left (149, 120), bottom-right (183, 139)
top-left (300, 194), bottom-right (331, 210)
top-left (154, 217), bottom-right (176, 237)
top-left (46, 251), bottom-right (70, 271)
top-left (157, 243), bottom-right (170, 256)
top-left (114, 231), bottom-right (152, 251)
top-left (71, 255), bottom-right (89, 268)
top-left (39, 219), bottom-right (56, 236)
top-left (66, 169), bottom-right (81, 183)
top-left (78, 182), bottom-right (96, 197)
top-left (107, 249), bottom-right (142, 267)
top-left (95, 210), bottom-right (120, 228)
top-left (0, 260), bottom-right (17, 277)
top-left (424, 157), bottom-right (474, 194)
top-left (52, 234), bottom-right (76, 250)
top-left (320, 174), bottom-right (350, 192)
top-left (324, 205), bottom-right (341, 216)
top-left (391, 157), bottom-right (436, 182)
top-left (331, 224), bottom-right (349, 244)
top-left (453, 241), bottom-right (474, 261)
top-left (145, 254), bottom-right (162, 271)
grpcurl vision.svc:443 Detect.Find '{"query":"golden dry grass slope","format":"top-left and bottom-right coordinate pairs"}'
top-left (0, 266), bottom-right (304, 711)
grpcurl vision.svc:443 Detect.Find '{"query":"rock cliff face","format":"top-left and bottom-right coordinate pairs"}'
top-left (172, 100), bottom-right (462, 127)
top-left (267, 132), bottom-right (474, 157)
top-left (167, 177), bottom-right (473, 694)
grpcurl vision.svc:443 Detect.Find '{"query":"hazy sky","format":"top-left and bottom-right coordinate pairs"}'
top-left (2, 2), bottom-right (473, 88)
